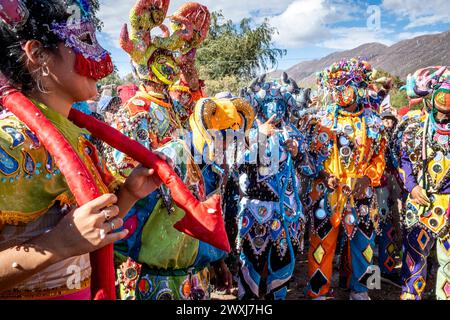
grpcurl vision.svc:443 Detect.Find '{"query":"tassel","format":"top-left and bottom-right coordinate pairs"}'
top-left (74, 53), bottom-right (114, 81)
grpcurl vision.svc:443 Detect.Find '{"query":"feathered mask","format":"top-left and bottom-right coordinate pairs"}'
top-left (51, 0), bottom-right (113, 80)
top-left (318, 58), bottom-right (374, 108)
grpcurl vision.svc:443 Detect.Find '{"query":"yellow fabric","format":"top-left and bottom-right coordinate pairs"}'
top-left (323, 113), bottom-right (386, 187)
top-left (427, 151), bottom-right (450, 188)
top-left (209, 99), bottom-right (243, 130)
top-left (190, 98), bottom-right (244, 160)
top-left (313, 110), bottom-right (386, 226)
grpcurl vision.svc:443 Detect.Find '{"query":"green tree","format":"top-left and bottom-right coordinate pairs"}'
top-left (196, 12), bottom-right (286, 95)
top-left (89, 0), bottom-right (104, 31)
top-left (97, 69), bottom-right (125, 95)
top-left (374, 69), bottom-right (409, 108)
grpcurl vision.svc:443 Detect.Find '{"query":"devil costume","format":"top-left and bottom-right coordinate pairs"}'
top-left (376, 111), bottom-right (403, 280)
top-left (397, 67), bottom-right (450, 300)
top-left (236, 77), bottom-right (314, 300)
top-left (106, 0), bottom-right (231, 300)
top-left (305, 59), bottom-right (386, 299)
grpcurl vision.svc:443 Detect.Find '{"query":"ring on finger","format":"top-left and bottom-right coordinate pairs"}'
top-left (102, 209), bottom-right (111, 221)
top-left (99, 229), bottom-right (106, 240)
top-left (110, 220), bottom-right (117, 231)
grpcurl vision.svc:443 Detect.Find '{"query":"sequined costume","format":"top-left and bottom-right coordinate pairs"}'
top-left (376, 111), bottom-right (403, 280)
top-left (236, 77), bottom-right (313, 300)
top-left (305, 59), bottom-right (386, 299)
top-left (0, 101), bottom-right (119, 299)
top-left (0, 0), bottom-right (120, 299)
top-left (107, 0), bottom-right (227, 300)
top-left (397, 68), bottom-right (450, 300)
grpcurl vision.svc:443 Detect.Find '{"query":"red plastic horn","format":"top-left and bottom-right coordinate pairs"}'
top-left (68, 108), bottom-right (231, 253)
top-left (1, 85), bottom-right (230, 300)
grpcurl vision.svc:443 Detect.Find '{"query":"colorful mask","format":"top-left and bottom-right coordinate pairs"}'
top-left (147, 49), bottom-right (180, 85)
top-left (318, 58), bottom-right (373, 108)
top-left (121, 0), bottom-right (210, 87)
top-left (50, 0), bottom-right (113, 80)
top-left (334, 85), bottom-right (356, 107)
top-left (252, 80), bottom-right (296, 123)
top-left (0, 0), bottom-right (29, 29)
top-left (433, 80), bottom-right (450, 111)
top-left (401, 66), bottom-right (447, 98)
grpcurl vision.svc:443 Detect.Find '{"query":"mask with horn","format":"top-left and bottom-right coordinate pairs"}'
top-left (248, 74), bottom-right (298, 123)
top-left (400, 66), bottom-right (448, 109)
top-left (281, 72), bottom-right (301, 95)
top-left (121, 0), bottom-right (210, 88)
top-left (152, 2), bottom-right (210, 54)
top-left (120, 0), bottom-right (178, 84)
top-left (190, 97), bottom-right (255, 161)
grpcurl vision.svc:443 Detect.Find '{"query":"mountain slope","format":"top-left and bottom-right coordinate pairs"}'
top-left (279, 30), bottom-right (450, 86)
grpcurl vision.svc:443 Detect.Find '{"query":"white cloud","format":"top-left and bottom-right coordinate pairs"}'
top-left (381, 0), bottom-right (450, 29)
top-left (270, 0), bottom-right (332, 48)
top-left (270, 0), bottom-right (394, 49)
top-left (321, 27), bottom-right (394, 50)
top-left (97, 0), bottom-right (448, 53)
top-left (97, 0), bottom-right (294, 47)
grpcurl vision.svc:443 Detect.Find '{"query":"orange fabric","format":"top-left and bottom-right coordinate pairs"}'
top-left (307, 225), bottom-right (340, 298)
top-left (363, 138), bottom-right (387, 187)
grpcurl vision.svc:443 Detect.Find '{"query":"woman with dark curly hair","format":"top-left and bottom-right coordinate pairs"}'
top-left (0, 0), bottom-right (162, 299)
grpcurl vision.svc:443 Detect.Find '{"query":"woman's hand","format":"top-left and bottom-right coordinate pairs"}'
top-left (122, 152), bottom-right (170, 201)
top-left (50, 194), bottom-right (128, 260)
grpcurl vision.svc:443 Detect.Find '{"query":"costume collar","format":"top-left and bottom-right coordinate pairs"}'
top-left (31, 99), bottom-right (89, 147)
top-left (337, 105), bottom-right (364, 117)
top-left (136, 85), bottom-right (172, 109)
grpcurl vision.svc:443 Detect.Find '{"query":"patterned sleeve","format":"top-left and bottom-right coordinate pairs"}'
top-left (399, 149), bottom-right (418, 193)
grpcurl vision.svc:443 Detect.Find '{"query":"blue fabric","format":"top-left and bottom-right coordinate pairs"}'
top-left (378, 221), bottom-right (396, 275)
top-left (193, 241), bottom-right (227, 267)
top-left (72, 101), bottom-right (92, 115)
top-left (97, 95), bottom-right (114, 113)
top-left (273, 286), bottom-right (288, 300)
top-left (349, 228), bottom-right (376, 292)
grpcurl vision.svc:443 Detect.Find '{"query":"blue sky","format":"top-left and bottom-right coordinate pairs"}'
top-left (96, 0), bottom-right (450, 76)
